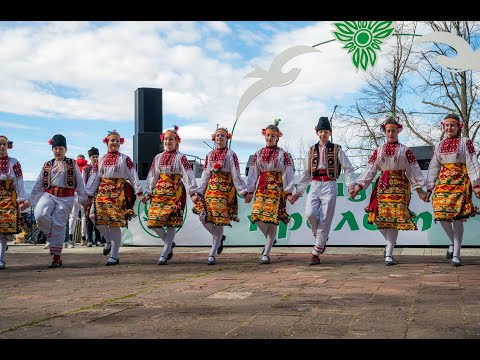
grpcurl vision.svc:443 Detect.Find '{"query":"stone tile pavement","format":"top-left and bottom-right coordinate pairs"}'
top-left (1, 243), bottom-right (480, 339)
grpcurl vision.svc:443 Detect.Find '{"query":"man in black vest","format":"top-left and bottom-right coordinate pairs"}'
top-left (22, 134), bottom-right (88, 268)
top-left (292, 116), bottom-right (356, 265)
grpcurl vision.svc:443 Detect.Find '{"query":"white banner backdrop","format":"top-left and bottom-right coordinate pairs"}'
top-left (122, 171), bottom-right (480, 247)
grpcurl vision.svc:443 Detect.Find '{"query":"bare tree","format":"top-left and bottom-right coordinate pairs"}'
top-left (414, 21), bottom-right (480, 150)
top-left (332, 21), bottom-right (480, 168)
top-left (336, 21), bottom-right (437, 169)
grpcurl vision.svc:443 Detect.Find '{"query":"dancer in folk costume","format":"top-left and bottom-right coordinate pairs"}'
top-left (425, 113), bottom-right (480, 266)
top-left (245, 119), bottom-right (295, 264)
top-left (85, 130), bottom-right (144, 266)
top-left (292, 116), bottom-right (356, 265)
top-left (67, 154), bottom-right (89, 247)
top-left (83, 147), bottom-right (105, 247)
top-left (351, 114), bottom-right (426, 265)
top-left (22, 134), bottom-right (88, 268)
top-left (0, 136), bottom-right (27, 269)
top-left (193, 125), bottom-right (248, 265)
top-left (142, 126), bottom-right (199, 265)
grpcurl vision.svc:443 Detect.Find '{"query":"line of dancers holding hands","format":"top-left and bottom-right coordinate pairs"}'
top-left (0, 111), bottom-right (478, 270)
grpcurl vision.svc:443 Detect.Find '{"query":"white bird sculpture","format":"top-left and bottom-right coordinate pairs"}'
top-left (413, 31), bottom-right (480, 72)
top-left (235, 45), bottom-right (321, 120)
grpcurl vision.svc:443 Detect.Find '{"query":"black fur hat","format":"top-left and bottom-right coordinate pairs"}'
top-left (50, 134), bottom-right (67, 149)
top-left (88, 147), bottom-right (99, 157)
top-left (315, 116), bottom-right (332, 132)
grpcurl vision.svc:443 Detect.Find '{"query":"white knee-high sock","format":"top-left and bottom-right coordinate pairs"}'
top-left (379, 229), bottom-right (392, 257)
top-left (257, 221), bottom-right (269, 237)
top-left (97, 225), bottom-right (112, 248)
top-left (379, 228), bottom-right (388, 245)
top-left (440, 221), bottom-right (455, 252)
top-left (262, 224), bottom-right (277, 257)
top-left (0, 238), bottom-right (7, 262)
top-left (385, 229), bottom-right (398, 257)
top-left (110, 227), bottom-right (121, 259)
top-left (161, 227), bottom-right (176, 258)
top-left (200, 215), bottom-right (215, 235)
top-left (209, 226), bottom-right (223, 257)
top-left (379, 228), bottom-right (388, 239)
top-left (453, 221), bottom-right (464, 258)
top-left (153, 227), bottom-right (167, 241)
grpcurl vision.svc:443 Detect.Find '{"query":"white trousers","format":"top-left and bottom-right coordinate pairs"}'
top-left (305, 181), bottom-right (337, 255)
top-left (68, 195), bottom-right (86, 237)
top-left (34, 193), bottom-right (75, 255)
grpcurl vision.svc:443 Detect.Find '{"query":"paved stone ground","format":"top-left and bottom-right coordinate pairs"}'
top-left (1, 243), bottom-right (480, 339)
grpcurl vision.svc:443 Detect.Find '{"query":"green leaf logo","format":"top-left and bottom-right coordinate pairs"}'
top-left (331, 21), bottom-right (396, 71)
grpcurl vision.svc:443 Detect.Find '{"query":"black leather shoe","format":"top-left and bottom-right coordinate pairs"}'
top-left (0, 261), bottom-right (5, 270)
top-left (385, 256), bottom-right (395, 266)
top-left (87, 242), bottom-right (93, 247)
top-left (48, 259), bottom-right (63, 268)
top-left (217, 235), bottom-right (226, 254)
top-left (158, 256), bottom-right (168, 265)
top-left (309, 254), bottom-right (320, 265)
top-left (207, 256), bottom-right (216, 265)
top-left (260, 255), bottom-right (271, 264)
top-left (451, 256), bottom-right (463, 267)
top-left (167, 242), bottom-right (176, 261)
top-left (106, 257), bottom-right (119, 266)
top-left (103, 245), bottom-right (112, 256)
top-left (446, 249), bottom-right (454, 259)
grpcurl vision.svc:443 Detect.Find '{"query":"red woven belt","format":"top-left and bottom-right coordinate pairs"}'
top-left (44, 186), bottom-right (75, 197)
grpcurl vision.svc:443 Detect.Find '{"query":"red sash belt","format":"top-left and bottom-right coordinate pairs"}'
top-left (44, 186), bottom-right (75, 197)
top-left (312, 175), bottom-right (335, 181)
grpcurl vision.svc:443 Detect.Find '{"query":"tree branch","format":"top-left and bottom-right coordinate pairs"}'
top-left (421, 101), bottom-right (455, 112)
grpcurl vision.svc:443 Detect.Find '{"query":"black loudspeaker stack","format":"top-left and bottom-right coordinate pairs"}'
top-left (133, 88), bottom-right (164, 180)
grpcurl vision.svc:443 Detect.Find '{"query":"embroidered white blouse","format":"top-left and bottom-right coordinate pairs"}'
top-left (246, 146), bottom-right (295, 195)
top-left (197, 147), bottom-right (247, 196)
top-left (356, 142), bottom-right (425, 190)
top-left (0, 156), bottom-right (27, 202)
top-left (85, 152), bottom-right (143, 197)
top-left (426, 136), bottom-right (480, 191)
top-left (144, 150), bottom-right (199, 196)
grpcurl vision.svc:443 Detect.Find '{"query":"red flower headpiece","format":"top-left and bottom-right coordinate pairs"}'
top-left (49, 139), bottom-right (53, 145)
top-left (381, 123), bottom-right (403, 132)
top-left (211, 126), bottom-right (232, 141)
top-left (160, 125), bottom-right (181, 143)
top-left (0, 136), bottom-right (13, 149)
top-left (380, 113), bottom-right (403, 133)
top-left (261, 119), bottom-right (283, 137)
top-left (261, 128), bottom-right (283, 137)
top-left (440, 120), bottom-right (463, 129)
top-left (103, 130), bottom-right (124, 144)
top-left (441, 113), bottom-right (464, 129)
